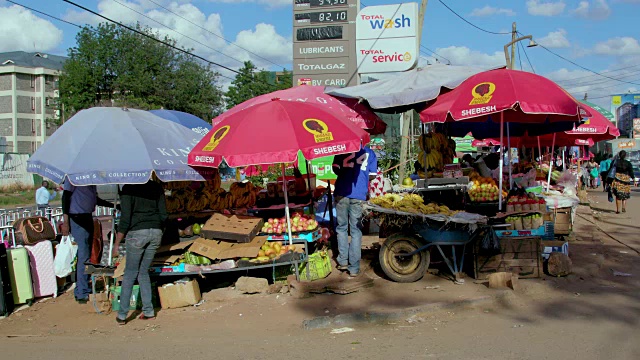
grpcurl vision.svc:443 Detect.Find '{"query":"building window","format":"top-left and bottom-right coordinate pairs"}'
top-left (31, 75), bottom-right (36, 88)
top-left (31, 97), bottom-right (36, 110)
top-left (32, 119), bottom-right (36, 134)
top-left (46, 98), bottom-right (51, 106)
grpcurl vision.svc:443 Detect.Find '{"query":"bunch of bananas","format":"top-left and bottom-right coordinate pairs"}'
top-left (206, 190), bottom-right (234, 211)
top-left (417, 132), bottom-right (457, 172)
top-left (230, 182), bottom-right (257, 208)
top-left (370, 193), bottom-right (458, 216)
top-left (186, 193), bottom-right (209, 212)
top-left (165, 195), bottom-right (184, 213)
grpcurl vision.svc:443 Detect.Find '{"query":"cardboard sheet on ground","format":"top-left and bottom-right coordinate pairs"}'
top-left (189, 236), bottom-right (268, 260)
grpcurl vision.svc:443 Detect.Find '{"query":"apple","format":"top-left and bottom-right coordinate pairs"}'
top-left (273, 218), bottom-right (279, 224)
top-left (268, 218), bottom-right (274, 224)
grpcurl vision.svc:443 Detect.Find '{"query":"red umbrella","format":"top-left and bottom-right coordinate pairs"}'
top-left (506, 103), bottom-right (619, 148)
top-left (419, 68), bottom-right (590, 208)
top-left (212, 85), bottom-right (386, 135)
top-left (420, 68), bottom-right (590, 124)
top-left (189, 98), bottom-right (370, 168)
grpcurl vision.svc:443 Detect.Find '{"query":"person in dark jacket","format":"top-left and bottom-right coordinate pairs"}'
top-left (113, 178), bottom-right (167, 324)
top-left (610, 150), bottom-right (635, 214)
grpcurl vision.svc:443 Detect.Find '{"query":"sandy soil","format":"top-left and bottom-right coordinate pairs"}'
top-left (1, 189), bottom-right (639, 359)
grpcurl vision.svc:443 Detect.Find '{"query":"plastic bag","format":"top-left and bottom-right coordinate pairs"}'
top-left (54, 235), bottom-right (78, 278)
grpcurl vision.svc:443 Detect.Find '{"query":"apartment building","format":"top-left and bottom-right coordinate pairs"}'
top-left (0, 51), bottom-right (66, 154)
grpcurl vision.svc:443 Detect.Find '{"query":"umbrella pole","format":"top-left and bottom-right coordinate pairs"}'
top-left (507, 123), bottom-right (512, 189)
top-left (498, 113), bottom-right (504, 211)
top-left (107, 190), bottom-right (119, 266)
top-left (305, 160), bottom-right (314, 214)
top-left (562, 148), bottom-right (566, 171)
top-left (537, 136), bottom-right (541, 165)
top-left (546, 133), bottom-right (556, 192)
top-left (282, 164), bottom-right (293, 247)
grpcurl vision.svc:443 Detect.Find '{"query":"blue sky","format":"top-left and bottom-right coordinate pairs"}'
top-left (1, 0), bottom-right (639, 107)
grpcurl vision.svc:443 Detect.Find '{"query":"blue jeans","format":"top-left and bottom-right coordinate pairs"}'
top-left (70, 214), bottom-right (93, 300)
top-left (335, 196), bottom-right (364, 275)
top-left (117, 228), bottom-right (162, 320)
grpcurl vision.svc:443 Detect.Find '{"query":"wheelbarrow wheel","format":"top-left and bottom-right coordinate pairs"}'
top-left (379, 234), bottom-right (429, 283)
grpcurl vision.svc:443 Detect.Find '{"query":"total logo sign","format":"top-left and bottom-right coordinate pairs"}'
top-left (355, 3), bottom-right (419, 73)
top-left (355, 38), bottom-right (418, 73)
top-left (356, 3), bottom-right (419, 40)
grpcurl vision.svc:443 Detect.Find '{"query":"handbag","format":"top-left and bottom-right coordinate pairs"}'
top-left (13, 216), bottom-right (56, 245)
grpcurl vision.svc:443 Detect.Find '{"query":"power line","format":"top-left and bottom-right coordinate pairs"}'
top-left (437, 0), bottom-right (511, 35)
top-left (5, 0), bottom-right (82, 29)
top-left (360, 1), bottom-right (453, 64)
top-left (516, 40), bottom-right (523, 70)
top-left (521, 31), bottom-right (640, 86)
top-left (519, 41), bottom-right (535, 73)
top-left (556, 64), bottom-right (640, 87)
top-left (62, 0), bottom-right (247, 81)
top-left (145, 0), bottom-right (287, 70)
top-left (111, 0), bottom-right (244, 66)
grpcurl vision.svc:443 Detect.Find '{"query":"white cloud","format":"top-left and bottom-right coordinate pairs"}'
top-left (207, 0), bottom-right (291, 8)
top-left (526, 0), bottom-right (566, 16)
top-left (546, 61), bottom-right (640, 109)
top-left (470, 6), bottom-right (516, 16)
top-left (593, 37), bottom-right (640, 56)
top-left (572, 0), bottom-right (611, 20)
top-left (434, 46), bottom-right (506, 68)
top-left (228, 23), bottom-right (292, 67)
top-left (0, 5), bottom-right (64, 53)
top-left (537, 29), bottom-right (570, 48)
top-left (63, 1), bottom-right (292, 73)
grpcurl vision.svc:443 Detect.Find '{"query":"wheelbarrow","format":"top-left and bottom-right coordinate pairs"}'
top-left (379, 221), bottom-right (493, 284)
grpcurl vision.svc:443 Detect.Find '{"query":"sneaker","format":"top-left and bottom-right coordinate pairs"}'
top-left (75, 298), bottom-right (88, 304)
top-left (139, 314), bottom-right (155, 320)
top-left (115, 317), bottom-right (126, 325)
top-left (336, 264), bottom-right (348, 271)
top-left (347, 272), bottom-right (359, 278)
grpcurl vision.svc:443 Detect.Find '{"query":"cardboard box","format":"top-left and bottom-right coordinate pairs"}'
top-left (541, 240), bottom-right (569, 260)
top-left (201, 213), bottom-right (263, 243)
top-left (189, 236), bottom-right (268, 260)
top-left (157, 280), bottom-right (201, 309)
top-left (155, 240), bottom-right (195, 255)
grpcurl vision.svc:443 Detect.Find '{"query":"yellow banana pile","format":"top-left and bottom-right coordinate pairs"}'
top-left (370, 193), bottom-right (458, 216)
top-left (417, 132), bottom-right (456, 172)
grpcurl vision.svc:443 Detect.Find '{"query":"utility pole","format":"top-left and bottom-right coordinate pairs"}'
top-left (398, 0), bottom-right (428, 182)
top-left (510, 22), bottom-right (517, 69)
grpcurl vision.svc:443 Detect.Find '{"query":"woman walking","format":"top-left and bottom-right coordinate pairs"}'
top-left (113, 178), bottom-right (167, 324)
top-left (610, 150), bottom-right (635, 214)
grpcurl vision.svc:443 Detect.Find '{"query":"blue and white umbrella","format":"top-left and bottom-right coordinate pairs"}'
top-left (149, 109), bottom-right (211, 136)
top-left (27, 107), bottom-right (216, 185)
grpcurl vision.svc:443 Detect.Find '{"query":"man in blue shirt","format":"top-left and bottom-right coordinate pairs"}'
top-left (600, 154), bottom-right (613, 192)
top-left (60, 180), bottom-right (115, 304)
top-left (332, 146), bottom-right (377, 277)
top-left (35, 180), bottom-right (57, 213)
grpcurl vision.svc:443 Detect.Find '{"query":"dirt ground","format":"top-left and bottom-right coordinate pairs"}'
top-left (1, 189), bottom-right (639, 359)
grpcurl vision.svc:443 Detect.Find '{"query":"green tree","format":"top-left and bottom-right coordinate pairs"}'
top-left (224, 61), bottom-right (292, 109)
top-left (58, 22), bottom-right (223, 121)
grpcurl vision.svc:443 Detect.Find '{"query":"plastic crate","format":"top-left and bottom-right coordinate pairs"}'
top-left (150, 263), bottom-right (186, 273)
top-left (494, 221), bottom-right (554, 240)
top-left (266, 229), bottom-right (320, 243)
top-left (109, 285), bottom-right (158, 311)
top-left (298, 251), bottom-right (331, 281)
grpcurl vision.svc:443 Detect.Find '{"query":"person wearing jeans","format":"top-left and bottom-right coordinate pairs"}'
top-left (332, 146), bottom-right (377, 278)
top-left (60, 181), bottom-right (115, 304)
top-left (113, 179), bottom-right (167, 325)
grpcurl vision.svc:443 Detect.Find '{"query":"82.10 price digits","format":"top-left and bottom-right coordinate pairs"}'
top-left (311, 0), bottom-right (348, 7)
top-left (315, 11), bottom-right (348, 23)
